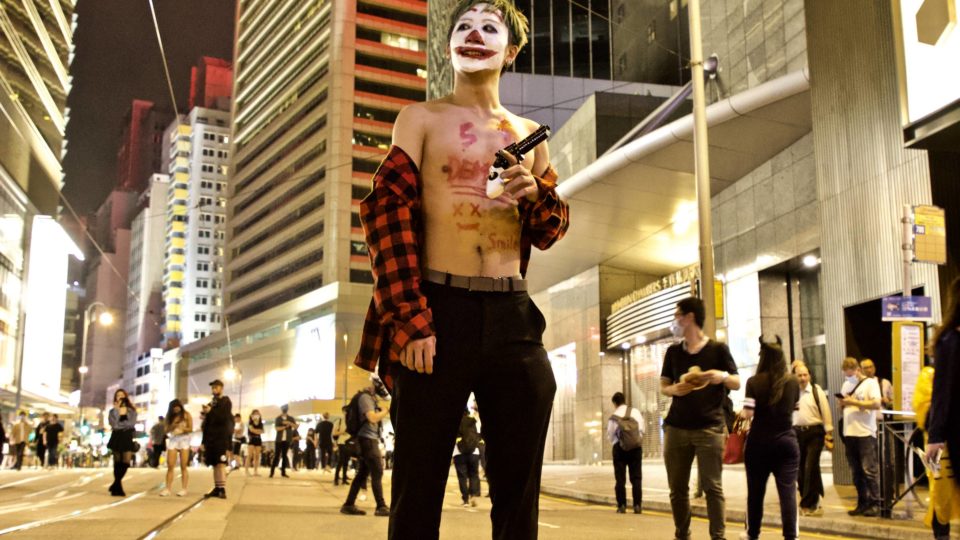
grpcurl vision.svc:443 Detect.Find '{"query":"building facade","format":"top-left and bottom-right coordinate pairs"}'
top-left (161, 107), bottom-right (230, 348)
top-left (0, 0), bottom-right (82, 414)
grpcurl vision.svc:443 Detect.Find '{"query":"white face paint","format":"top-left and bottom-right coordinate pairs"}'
top-left (449, 4), bottom-right (511, 74)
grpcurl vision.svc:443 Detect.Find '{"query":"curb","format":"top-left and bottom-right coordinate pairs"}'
top-left (539, 485), bottom-right (932, 540)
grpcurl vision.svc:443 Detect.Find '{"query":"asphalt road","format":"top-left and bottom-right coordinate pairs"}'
top-left (0, 467), bottom-right (851, 539)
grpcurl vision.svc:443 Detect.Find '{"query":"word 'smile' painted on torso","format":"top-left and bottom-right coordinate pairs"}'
top-left (421, 106), bottom-right (536, 277)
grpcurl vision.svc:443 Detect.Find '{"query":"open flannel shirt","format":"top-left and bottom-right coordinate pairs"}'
top-left (354, 145), bottom-right (570, 389)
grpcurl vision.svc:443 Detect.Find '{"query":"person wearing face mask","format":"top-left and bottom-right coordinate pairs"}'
top-left (246, 410), bottom-right (264, 476)
top-left (270, 404), bottom-right (297, 478)
top-left (201, 379), bottom-right (233, 498)
top-left (107, 389), bottom-right (137, 496)
top-left (659, 297), bottom-right (740, 540)
top-left (353, 1), bottom-right (569, 538)
top-left (839, 356), bottom-right (882, 517)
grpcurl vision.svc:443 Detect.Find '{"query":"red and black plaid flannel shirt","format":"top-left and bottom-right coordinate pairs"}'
top-left (354, 145), bottom-right (570, 389)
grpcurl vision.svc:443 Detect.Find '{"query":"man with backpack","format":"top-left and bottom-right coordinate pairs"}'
top-left (607, 392), bottom-right (644, 514)
top-left (454, 409), bottom-right (482, 507)
top-left (340, 376), bottom-right (390, 517)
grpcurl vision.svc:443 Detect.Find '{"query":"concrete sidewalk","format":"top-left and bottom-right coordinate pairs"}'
top-left (539, 460), bottom-right (941, 539)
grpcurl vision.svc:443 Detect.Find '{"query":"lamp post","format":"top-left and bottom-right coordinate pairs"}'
top-left (342, 332), bottom-right (349, 407)
top-left (79, 301), bottom-right (114, 424)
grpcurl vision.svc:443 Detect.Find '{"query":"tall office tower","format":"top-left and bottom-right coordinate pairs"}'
top-left (225, 0), bottom-right (426, 323)
top-left (116, 99), bottom-right (174, 193)
top-left (161, 106), bottom-right (230, 348)
top-left (123, 174), bottom-right (168, 406)
top-left (0, 0), bottom-right (84, 409)
top-left (189, 56), bottom-right (233, 111)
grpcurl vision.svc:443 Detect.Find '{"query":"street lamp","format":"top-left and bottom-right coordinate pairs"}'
top-left (79, 301), bottom-right (113, 424)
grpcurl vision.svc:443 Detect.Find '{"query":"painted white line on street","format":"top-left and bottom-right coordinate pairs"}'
top-left (0, 491), bottom-right (146, 535)
top-left (0, 476), bottom-right (43, 490)
top-left (0, 492), bottom-right (83, 516)
top-left (24, 472), bottom-right (105, 499)
top-left (538, 521), bottom-right (561, 529)
top-left (55, 490), bottom-right (68, 498)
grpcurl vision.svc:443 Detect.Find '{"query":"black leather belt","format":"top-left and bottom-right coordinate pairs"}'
top-left (423, 268), bottom-right (527, 292)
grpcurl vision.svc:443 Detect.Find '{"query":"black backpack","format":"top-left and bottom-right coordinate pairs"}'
top-left (456, 416), bottom-right (480, 455)
top-left (345, 391), bottom-right (366, 437)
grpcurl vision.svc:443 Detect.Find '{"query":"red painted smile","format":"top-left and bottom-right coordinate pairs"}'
top-left (455, 47), bottom-right (496, 59)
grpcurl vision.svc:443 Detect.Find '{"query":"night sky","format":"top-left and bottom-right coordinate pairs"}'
top-left (62, 0), bottom-right (235, 215)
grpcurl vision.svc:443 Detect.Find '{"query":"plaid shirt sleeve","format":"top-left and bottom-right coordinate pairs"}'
top-left (520, 165), bottom-right (569, 251)
top-left (354, 146), bottom-right (435, 375)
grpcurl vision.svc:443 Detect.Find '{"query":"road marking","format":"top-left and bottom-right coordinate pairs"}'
top-left (0, 491), bottom-right (124, 534)
top-left (24, 472), bottom-right (105, 499)
top-left (0, 477), bottom-right (43, 490)
top-left (539, 494), bottom-right (588, 506)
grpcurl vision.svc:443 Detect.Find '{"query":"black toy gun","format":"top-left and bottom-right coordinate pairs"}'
top-left (486, 125), bottom-right (551, 199)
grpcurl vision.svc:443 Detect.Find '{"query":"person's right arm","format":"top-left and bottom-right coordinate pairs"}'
top-left (659, 348), bottom-right (694, 397)
top-left (363, 104), bottom-right (436, 374)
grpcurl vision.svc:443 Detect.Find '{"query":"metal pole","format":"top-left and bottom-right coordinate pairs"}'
top-left (79, 309), bottom-right (89, 421)
top-left (688, 0), bottom-right (717, 339)
top-left (902, 204), bottom-right (913, 297)
top-left (342, 332), bottom-right (349, 407)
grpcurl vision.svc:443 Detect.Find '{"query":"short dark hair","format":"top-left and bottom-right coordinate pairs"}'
top-left (612, 392), bottom-right (625, 406)
top-left (677, 297), bottom-right (705, 329)
top-left (447, 0), bottom-right (530, 51)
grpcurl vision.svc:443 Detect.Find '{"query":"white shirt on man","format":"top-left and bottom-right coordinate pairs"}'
top-left (606, 405), bottom-right (643, 445)
top-left (841, 376), bottom-right (881, 437)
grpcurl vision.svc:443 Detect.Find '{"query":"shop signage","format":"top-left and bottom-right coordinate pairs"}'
top-left (881, 295), bottom-right (933, 321)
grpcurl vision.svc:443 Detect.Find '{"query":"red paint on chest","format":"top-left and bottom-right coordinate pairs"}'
top-left (459, 123), bottom-right (478, 148)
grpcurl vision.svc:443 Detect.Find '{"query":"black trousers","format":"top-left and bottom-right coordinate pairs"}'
top-left (36, 444), bottom-right (45, 467)
top-left (844, 435), bottom-right (880, 508)
top-left (388, 281), bottom-right (556, 540)
top-left (320, 444), bottom-right (333, 468)
top-left (744, 431), bottom-right (799, 540)
top-left (335, 444), bottom-right (351, 483)
top-left (345, 438), bottom-right (386, 508)
top-left (271, 440), bottom-right (290, 474)
top-left (13, 442), bottom-right (24, 470)
top-left (454, 453), bottom-right (481, 502)
top-left (612, 442), bottom-right (642, 507)
top-left (796, 425), bottom-right (825, 509)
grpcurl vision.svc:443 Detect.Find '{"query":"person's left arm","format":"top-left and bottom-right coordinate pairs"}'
top-left (848, 379), bottom-right (882, 410)
top-left (706, 343), bottom-right (741, 390)
top-left (502, 125), bottom-right (570, 251)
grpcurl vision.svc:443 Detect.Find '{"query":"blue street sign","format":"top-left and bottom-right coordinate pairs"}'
top-left (882, 295), bottom-right (933, 321)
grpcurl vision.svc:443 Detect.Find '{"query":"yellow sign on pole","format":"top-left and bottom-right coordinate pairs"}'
top-left (714, 279), bottom-right (724, 320)
top-left (913, 205), bottom-right (946, 264)
top-left (892, 321), bottom-right (925, 414)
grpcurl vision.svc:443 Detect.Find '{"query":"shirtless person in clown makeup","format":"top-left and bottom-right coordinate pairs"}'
top-left (352, 1), bottom-right (569, 538)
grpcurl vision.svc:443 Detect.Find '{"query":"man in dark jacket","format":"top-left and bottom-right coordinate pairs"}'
top-left (201, 379), bottom-right (233, 498)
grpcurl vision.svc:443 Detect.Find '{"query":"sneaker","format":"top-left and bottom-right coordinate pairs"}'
top-left (159, 489), bottom-right (171, 497)
top-left (340, 505), bottom-right (366, 516)
top-left (217, 488), bottom-right (227, 499)
top-left (359, 491), bottom-right (368, 502)
top-left (375, 506), bottom-right (390, 517)
top-left (462, 501), bottom-right (471, 508)
top-left (176, 490), bottom-right (188, 497)
top-left (470, 497), bottom-right (478, 507)
top-left (204, 488), bottom-right (221, 498)
top-left (860, 505), bottom-right (880, 517)
top-left (633, 504), bottom-right (642, 514)
top-left (616, 505), bottom-right (626, 514)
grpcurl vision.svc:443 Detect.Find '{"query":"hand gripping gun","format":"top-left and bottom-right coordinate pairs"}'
top-left (485, 125), bottom-right (551, 199)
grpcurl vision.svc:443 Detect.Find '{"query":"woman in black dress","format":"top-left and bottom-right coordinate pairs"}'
top-left (742, 337), bottom-right (800, 540)
top-left (246, 409), bottom-right (264, 476)
top-left (107, 389), bottom-right (138, 496)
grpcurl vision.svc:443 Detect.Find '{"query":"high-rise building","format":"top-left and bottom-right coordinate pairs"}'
top-left (123, 174), bottom-right (168, 403)
top-left (161, 106), bottom-right (230, 348)
top-left (0, 0), bottom-right (83, 412)
top-left (116, 99), bottom-right (173, 193)
top-left (189, 56), bottom-right (233, 111)
top-left (182, 0), bottom-right (427, 416)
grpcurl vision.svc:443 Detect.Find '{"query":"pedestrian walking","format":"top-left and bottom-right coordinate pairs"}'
top-left (305, 428), bottom-right (318, 470)
top-left (838, 356), bottom-right (882, 517)
top-left (607, 391), bottom-right (643, 514)
top-left (201, 379), bottom-right (233, 498)
top-left (232, 413), bottom-right (245, 470)
top-left (921, 276), bottom-right (960, 539)
top-left (660, 297), bottom-right (740, 540)
top-left (270, 404), bottom-right (297, 478)
top-left (160, 399), bottom-right (192, 497)
top-left (34, 412), bottom-right (49, 469)
top-left (792, 361), bottom-right (833, 516)
top-left (149, 416), bottom-right (166, 468)
top-left (107, 389), bottom-right (137, 496)
top-left (453, 409), bottom-right (482, 507)
top-left (44, 414), bottom-right (63, 469)
top-left (742, 337), bottom-right (801, 540)
top-left (246, 410), bottom-right (264, 476)
top-left (10, 411), bottom-right (29, 470)
top-left (317, 413), bottom-right (334, 471)
top-left (340, 378), bottom-right (389, 517)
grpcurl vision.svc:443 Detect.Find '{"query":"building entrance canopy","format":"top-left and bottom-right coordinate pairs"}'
top-left (528, 69), bottom-right (813, 293)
